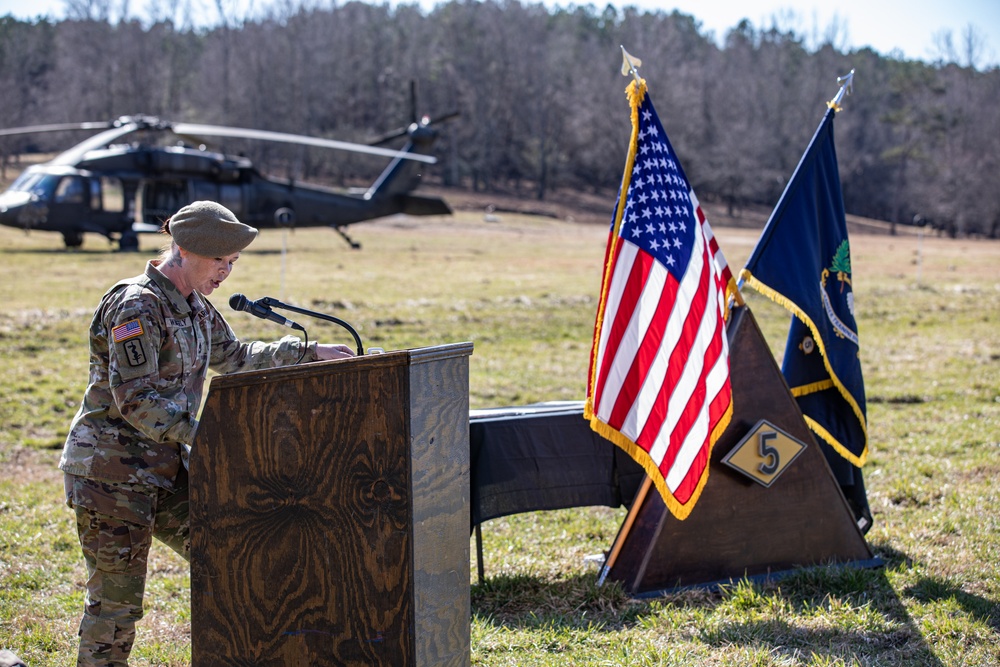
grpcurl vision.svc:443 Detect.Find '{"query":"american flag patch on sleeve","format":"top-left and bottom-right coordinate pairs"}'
top-left (112, 319), bottom-right (144, 343)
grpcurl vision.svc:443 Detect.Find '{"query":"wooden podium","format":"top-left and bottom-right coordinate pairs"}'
top-left (602, 307), bottom-right (876, 595)
top-left (189, 343), bottom-right (473, 666)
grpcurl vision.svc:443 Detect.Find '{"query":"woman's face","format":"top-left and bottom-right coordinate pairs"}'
top-left (182, 250), bottom-right (240, 296)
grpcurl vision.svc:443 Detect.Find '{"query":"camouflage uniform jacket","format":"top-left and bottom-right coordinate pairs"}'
top-left (60, 260), bottom-right (318, 490)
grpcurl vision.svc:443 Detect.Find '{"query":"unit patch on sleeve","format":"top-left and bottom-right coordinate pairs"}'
top-left (121, 337), bottom-right (148, 367)
top-left (111, 318), bottom-right (156, 381)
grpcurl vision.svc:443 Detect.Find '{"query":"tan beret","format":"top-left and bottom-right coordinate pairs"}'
top-left (168, 201), bottom-right (258, 256)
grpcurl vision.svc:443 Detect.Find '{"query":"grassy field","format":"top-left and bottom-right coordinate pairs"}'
top-left (1, 210), bottom-right (998, 666)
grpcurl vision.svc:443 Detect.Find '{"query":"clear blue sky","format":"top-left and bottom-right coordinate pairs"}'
top-left (1, 0), bottom-right (997, 67)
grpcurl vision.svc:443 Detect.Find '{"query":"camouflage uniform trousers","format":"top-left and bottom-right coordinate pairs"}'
top-left (65, 469), bottom-right (191, 667)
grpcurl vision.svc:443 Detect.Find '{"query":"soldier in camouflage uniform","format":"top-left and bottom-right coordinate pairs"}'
top-left (60, 201), bottom-right (355, 666)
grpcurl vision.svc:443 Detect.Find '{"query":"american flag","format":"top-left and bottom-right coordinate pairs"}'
top-left (112, 319), bottom-right (144, 343)
top-left (585, 81), bottom-right (736, 520)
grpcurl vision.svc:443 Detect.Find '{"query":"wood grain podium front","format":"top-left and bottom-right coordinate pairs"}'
top-left (189, 342), bottom-right (473, 667)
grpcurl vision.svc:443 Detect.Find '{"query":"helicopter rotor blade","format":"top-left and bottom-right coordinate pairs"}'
top-left (410, 80), bottom-right (418, 125)
top-left (367, 126), bottom-right (411, 147)
top-left (427, 111), bottom-right (460, 126)
top-left (49, 122), bottom-right (146, 166)
top-left (0, 121), bottom-right (115, 138)
top-left (171, 123), bottom-right (437, 164)
top-left (367, 110), bottom-right (460, 147)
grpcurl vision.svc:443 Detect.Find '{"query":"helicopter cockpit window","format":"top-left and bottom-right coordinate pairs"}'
top-left (10, 172), bottom-right (57, 197)
top-left (55, 176), bottom-right (86, 204)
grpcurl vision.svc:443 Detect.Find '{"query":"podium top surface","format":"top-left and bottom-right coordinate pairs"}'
top-left (208, 341), bottom-right (473, 390)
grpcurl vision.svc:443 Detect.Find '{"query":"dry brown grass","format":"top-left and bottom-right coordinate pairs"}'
top-left (1, 203), bottom-right (999, 666)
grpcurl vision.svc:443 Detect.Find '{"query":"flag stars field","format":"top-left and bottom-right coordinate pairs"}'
top-left (621, 143), bottom-right (696, 276)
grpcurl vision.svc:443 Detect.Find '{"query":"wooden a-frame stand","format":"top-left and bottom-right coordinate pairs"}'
top-left (601, 306), bottom-right (877, 595)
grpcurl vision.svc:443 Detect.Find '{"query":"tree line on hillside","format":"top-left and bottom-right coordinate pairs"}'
top-left (1, 1), bottom-right (998, 237)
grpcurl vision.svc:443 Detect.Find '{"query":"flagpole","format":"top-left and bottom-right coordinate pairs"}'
top-left (596, 45), bottom-right (651, 588)
top-left (595, 47), bottom-right (741, 585)
top-left (597, 476), bottom-right (652, 586)
top-left (737, 70), bottom-right (856, 291)
top-left (600, 46), bottom-right (714, 586)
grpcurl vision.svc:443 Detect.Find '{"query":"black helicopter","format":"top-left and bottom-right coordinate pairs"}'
top-left (0, 108), bottom-right (454, 250)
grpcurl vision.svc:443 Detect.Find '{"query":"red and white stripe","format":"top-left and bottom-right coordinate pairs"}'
top-left (591, 192), bottom-right (732, 505)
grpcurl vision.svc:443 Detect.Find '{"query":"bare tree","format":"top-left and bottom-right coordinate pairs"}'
top-left (2, 0), bottom-right (998, 236)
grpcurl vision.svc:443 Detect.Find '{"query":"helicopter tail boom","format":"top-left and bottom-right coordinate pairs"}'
top-left (397, 193), bottom-right (452, 217)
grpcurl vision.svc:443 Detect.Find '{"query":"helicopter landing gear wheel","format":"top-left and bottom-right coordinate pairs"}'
top-left (118, 230), bottom-right (140, 252)
top-left (62, 231), bottom-right (84, 250)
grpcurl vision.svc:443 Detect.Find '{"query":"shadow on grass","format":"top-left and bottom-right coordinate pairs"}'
top-left (902, 577), bottom-right (1000, 634)
top-left (471, 546), bottom-right (948, 665)
top-left (874, 542), bottom-right (1000, 633)
top-left (902, 576), bottom-right (1000, 634)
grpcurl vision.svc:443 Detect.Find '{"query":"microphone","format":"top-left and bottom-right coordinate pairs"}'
top-left (229, 293), bottom-right (304, 331)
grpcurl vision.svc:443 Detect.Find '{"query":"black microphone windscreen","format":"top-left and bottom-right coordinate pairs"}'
top-left (229, 293), bottom-right (248, 312)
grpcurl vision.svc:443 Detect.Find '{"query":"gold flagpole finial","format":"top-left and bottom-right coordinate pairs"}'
top-left (620, 46), bottom-right (642, 87)
top-left (827, 69), bottom-right (855, 112)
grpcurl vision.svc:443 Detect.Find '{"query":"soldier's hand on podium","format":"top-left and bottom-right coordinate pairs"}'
top-left (314, 343), bottom-right (356, 361)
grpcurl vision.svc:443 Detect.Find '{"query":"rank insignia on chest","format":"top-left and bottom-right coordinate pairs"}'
top-left (112, 319), bottom-right (144, 343)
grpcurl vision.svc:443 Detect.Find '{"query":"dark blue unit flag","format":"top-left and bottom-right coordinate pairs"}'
top-left (740, 108), bottom-right (867, 466)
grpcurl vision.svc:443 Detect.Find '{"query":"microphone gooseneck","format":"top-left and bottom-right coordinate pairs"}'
top-left (229, 293), bottom-right (304, 331)
top-left (235, 295), bottom-right (364, 356)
